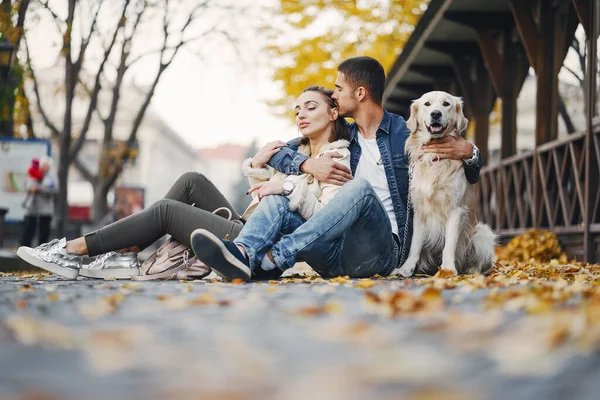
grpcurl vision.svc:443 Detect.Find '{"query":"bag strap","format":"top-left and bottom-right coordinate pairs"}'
top-left (132, 262), bottom-right (189, 280)
top-left (212, 206), bottom-right (233, 220)
top-left (140, 239), bottom-right (178, 274)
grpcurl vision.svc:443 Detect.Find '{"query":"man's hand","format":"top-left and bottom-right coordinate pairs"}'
top-left (300, 152), bottom-right (353, 186)
top-left (248, 180), bottom-right (284, 201)
top-left (422, 136), bottom-right (473, 160)
top-left (251, 141), bottom-right (289, 168)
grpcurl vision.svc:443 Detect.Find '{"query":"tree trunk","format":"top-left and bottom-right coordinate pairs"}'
top-left (91, 184), bottom-right (110, 223)
top-left (55, 157), bottom-right (69, 237)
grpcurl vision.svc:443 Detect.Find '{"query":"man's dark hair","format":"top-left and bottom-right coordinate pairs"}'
top-left (337, 56), bottom-right (385, 105)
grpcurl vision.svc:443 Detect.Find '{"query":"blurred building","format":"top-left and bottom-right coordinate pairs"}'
top-left (196, 143), bottom-right (249, 204)
top-left (25, 64), bottom-right (204, 220)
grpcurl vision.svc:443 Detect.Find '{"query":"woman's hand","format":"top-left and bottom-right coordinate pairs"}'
top-left (251, 141), bottom-right (289, 168)
top-left (248, 180), bottom-right (284, 201)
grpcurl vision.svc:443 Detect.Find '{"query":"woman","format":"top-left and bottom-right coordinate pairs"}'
top-left (190, 87), bottom-right (350, 282)
top-left (17, 86), bottom-right (350, 280)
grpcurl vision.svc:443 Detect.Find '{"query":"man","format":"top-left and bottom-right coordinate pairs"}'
top-left (192, 56), bottom-right (481, 280)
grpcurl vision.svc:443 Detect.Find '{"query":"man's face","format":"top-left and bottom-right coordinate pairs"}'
top-left (332, 72), bottom-right (358, 118)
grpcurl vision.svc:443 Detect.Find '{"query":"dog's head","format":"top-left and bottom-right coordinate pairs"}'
top-left (406, 91), bottom-right (468, 138)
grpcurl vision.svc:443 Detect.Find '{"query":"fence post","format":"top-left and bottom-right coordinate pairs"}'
top-left (584, 0), bottom-right (598, 263)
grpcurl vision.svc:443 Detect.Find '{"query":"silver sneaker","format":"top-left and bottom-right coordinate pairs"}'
top-left (17, 238), bottom-right (82, 279)
top-left (80, 252), bottom-right (140, 279)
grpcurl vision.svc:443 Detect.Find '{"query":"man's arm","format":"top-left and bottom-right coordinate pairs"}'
top-left (461, 146), bottom-right (482, 184)
top-left (266, 138), bottom-right (353, 185)
top-left (421, 136), bottom-right (481, 184)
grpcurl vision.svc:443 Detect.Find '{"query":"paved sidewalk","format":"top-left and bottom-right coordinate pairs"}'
top-left (0, 267), bottom-right (599, 400)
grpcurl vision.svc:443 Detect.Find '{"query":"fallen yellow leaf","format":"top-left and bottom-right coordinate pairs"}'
top-left (329, 276), bottom-right (350, 284)
top-left (354, 279), bottom-right (377, 289)
top-left (434, 269), bottom-right (456, 279)
top-left (17, 284), bottom-right (35, 292)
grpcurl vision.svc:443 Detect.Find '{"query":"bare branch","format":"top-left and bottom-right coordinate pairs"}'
top-left (73, 157), bottom-right (96, 184)
top-left (214, 28), bottom-right (243, 60)
top-left (125, 32), bottom-right (214, 67)
top-left (104, 63), bottom-right (167, 190)
top-left (571, 36), bottom-right (581, 55)
top-left (558, 93), bottom-right (576, 134)
top-left (101, 53), bottom-right (127, 143)
top-left (39, 0), bottom-right (64, 32)
top-left (74, 0), bottom-right (104, 72)
top-left (101, 1), bottom-right (145, 144)
top-left (14, 0), bottom-right (30, 47)
top-left (24, 37), bottom-right (60, 138)
top-left (563, 64), bottom-right (584, 85)
top-left (69, 0), bottom-right (131, 163)
top-left (159, 1), bottom-right (219, 65)
top-left (64, 0), bottom-right (77, 84)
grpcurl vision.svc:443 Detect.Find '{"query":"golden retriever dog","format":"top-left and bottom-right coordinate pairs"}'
top-left (392, 91), bottom-right (495, 277)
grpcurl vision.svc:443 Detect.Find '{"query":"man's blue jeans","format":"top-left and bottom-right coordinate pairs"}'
top-left (234, 178), bottom-right (398, 278)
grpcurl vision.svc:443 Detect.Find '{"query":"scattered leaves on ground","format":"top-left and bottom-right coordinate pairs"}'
top-left (3, 228), bottom-right (600, 384)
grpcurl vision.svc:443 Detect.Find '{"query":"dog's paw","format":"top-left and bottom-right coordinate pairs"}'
top-left (438, 262), bottom-right (457, 277)
top-left (394, 264), bottom-right (415, 278)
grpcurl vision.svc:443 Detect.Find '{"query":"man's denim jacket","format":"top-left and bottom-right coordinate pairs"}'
top-left (267, 109), bottom-right (482, 264)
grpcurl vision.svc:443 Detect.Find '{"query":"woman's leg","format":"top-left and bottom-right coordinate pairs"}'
top-left (66, 172), bottom-right (243, 255)
top-left (164, 172), bottom-right (241, 219)
top-left (74, 199), bottom-right (242, 256)
top-left (134, 172), bottom-right (242, 251)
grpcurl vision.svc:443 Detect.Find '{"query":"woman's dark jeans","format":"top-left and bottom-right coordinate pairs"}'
top-left (84, 172), bottom-right (243, 256)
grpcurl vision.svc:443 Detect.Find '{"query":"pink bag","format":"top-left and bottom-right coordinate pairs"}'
top-left (132, 207), bottom-right (238, 281)
top-left (132, 238), bottom-right (211, 281)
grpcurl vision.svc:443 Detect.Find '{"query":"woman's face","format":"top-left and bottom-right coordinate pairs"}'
top-left (294, 91), bottom-right (337, 139)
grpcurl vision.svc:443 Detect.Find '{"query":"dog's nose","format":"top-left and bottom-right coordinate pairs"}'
top-left (430, 110), bottom-right (442, 119)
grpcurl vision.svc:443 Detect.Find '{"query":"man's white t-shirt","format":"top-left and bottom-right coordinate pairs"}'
top-left (354, 134), bottom-right (398, 236)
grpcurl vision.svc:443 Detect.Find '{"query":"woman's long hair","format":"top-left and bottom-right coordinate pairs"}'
top-left (299, 86), bottom-right (350, 146)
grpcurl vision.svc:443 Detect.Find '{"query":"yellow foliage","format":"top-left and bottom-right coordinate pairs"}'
top-left (496, 229), bottom-right (568, 264)
top-left (264, 0), bottom-right (429, 118)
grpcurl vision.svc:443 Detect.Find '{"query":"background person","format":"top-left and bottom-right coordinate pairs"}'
top-left (21, 157), bottom-right (56, 247)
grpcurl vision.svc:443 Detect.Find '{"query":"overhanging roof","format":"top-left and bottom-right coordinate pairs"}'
top-left (383, 0), bottom-right (511, 109)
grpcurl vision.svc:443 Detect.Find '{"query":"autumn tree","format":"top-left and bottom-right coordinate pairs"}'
top-left (24, 0), bottom-right (248, 235)
top-left (0, 0), bottom-right (31, 137)
top-left (263, 0), bottom-right (428, 117)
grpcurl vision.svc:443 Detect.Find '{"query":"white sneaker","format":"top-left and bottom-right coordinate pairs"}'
top-left (17, 238), bottom-right (82, 279)
top-left (80, 252), bottom-right (140, 279)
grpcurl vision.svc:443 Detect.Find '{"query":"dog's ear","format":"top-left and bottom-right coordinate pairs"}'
top-left (455, 97), bottom-right (469, 134)
top-left (406, 101), bottom-right (419, 133)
